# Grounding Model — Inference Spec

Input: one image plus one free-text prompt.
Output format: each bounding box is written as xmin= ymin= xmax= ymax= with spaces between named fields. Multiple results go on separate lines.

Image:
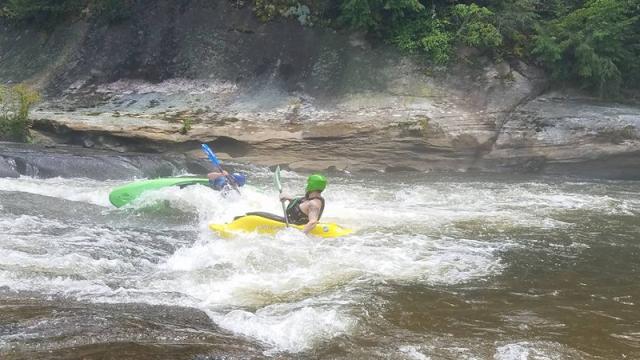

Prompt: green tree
xmin=536 ymin=0 xmax=585 ymax=18
xmin=391 ymin=14 xmax=453 ymax=64
xmin=450 ymin=4 xmax=502 ymax=49
xmin=389 ymin=3 xmax=502 ymax=64
xmin=533 ymin=0 xmax=640 ymax=95
xmin=486 ymin=0 xmax=539 ymax=56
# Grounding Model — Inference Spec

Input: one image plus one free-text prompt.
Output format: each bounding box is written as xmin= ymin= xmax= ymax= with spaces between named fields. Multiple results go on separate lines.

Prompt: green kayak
xmin=109 ymin=177 xmax=210 ymax=207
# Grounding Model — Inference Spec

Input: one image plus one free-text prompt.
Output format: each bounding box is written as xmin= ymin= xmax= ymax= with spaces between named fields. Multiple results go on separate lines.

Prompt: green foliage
xmin=283 ymin=3 xmax=312 ymax=25
xmin=2 ymin=0 xmax=637 ymax=96
xmin=536 ymin=0 xmax=585 ymax=18
xmin=0 ymin=0 xmax=85 ymax=24
xmin=450 ymin=4 xmax=502 ymax=49
xmin=179 ymin=118 xmax=192 ymax=135
xmin=253 ymin=0 xmax=298 ymax=22
xmin=252 ymin=0 xmax=314 ymax=24
xmin=389 ymin=3 xmax=501 ymax=64
xmin=93 ymin=0 xmax=132 ymax=24
xmin=0 ymin=84 xmax=40 ymax=142
xmin=0 ymin=0 xmax=134 ymax=25
xmin=338 ymin=0 xmax=424 ymax=30
xmin=487 ymin=0 xmax=539 ymax=56
xmin=390 ymin=15 xmax=453 ymax=64
xmin=533 ymin=0 xmax=640 ymax=94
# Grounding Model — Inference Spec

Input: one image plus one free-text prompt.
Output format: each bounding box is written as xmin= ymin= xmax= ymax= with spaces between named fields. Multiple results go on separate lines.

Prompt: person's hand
xmin=222 ymin=170 xmax=229 ymax=176
xmin=279 ymin=193 xmax=290 ymax=202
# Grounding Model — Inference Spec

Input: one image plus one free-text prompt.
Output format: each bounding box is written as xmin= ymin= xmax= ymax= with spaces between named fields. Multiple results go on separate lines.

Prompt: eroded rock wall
xmin=1 ymin=0 xmax=639 ymax=178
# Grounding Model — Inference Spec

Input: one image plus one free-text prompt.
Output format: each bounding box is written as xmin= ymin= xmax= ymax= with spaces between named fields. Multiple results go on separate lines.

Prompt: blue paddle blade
xmin=201 ymin=144 xmax=220 ymax=166
xmin=201 ymin=143 xmax=241 ymax=195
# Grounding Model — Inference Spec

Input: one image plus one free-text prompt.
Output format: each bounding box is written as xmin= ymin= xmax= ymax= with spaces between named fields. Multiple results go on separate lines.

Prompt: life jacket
xmin=209 ymin=175 xmax=245 ymax=191
xmin=209 ymin=177 xmax=227 ymax=191
xmin=208 ymin=177 xmax=234 ymax=198
xmin=286 ymin=195 xmax=325 ymax=225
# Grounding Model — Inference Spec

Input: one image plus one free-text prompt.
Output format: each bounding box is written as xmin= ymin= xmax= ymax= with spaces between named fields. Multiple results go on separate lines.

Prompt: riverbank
xmin=1 ymin=1 xmax=638 ymax=179
xmin=26 ymin=86 xmax=640 ymax=179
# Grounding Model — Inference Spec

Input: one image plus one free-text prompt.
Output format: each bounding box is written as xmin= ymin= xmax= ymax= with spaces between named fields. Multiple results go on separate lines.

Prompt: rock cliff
xmin=1 ymin=0 xmax=638 ymax=178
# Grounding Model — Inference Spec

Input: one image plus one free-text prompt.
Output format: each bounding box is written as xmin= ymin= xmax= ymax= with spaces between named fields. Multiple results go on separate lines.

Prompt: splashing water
xmin=1 ymin=171 xmax=639 ymax=358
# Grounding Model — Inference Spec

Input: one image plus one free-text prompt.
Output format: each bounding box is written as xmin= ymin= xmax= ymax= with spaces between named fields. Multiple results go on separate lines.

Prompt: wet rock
xmin=485 ymin=92 xmax=640 ymax=178
xmin=0 ymin=291 xmax=265 ymax=359
xmin=0 ymin=142 xmax=209 ymax=180
xmin=0 ymin=155 xmax=20 ymax=178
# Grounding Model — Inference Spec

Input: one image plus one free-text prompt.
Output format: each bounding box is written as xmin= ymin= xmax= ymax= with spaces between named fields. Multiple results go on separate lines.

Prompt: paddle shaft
xmin=201 ymin=144 xmax=241 ymax=194
xmin=275 ymin=165 xmax=290 ymax=227
xmin=280 ymin=192 xmax=290 ymax=227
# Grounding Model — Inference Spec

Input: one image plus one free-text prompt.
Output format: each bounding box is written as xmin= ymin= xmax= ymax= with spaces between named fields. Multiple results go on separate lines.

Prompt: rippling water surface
xmin=0 ymin=169 xmax=639 ymax=359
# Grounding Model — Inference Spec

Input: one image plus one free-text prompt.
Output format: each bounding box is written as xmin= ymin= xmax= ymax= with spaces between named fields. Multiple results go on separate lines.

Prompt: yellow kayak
xmin=209 ymin=212 xmax=353 ymax=239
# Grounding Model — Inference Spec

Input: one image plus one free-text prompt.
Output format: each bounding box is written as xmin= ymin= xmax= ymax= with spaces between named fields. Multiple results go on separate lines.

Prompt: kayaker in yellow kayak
xmin=209 ymin=170 xmax=351 ymax=238
xmin=279 ymin=174 xmax=327 ymax=234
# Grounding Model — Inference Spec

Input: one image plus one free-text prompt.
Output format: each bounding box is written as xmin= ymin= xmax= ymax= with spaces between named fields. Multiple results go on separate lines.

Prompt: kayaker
xmin=280 ymin=174 xmax=326 ymax=234
xmin=207 ymin=170 xmax=247 ymax=192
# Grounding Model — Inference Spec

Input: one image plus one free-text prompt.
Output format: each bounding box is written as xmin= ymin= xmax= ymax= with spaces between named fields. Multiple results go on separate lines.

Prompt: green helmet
xmin=306 ymin=174 xmax=327 ymax=193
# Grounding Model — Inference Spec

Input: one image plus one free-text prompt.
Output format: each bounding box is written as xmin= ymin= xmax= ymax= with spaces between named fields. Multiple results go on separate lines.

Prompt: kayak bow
xmin=109 ymin=177 xmax=210 ymax=207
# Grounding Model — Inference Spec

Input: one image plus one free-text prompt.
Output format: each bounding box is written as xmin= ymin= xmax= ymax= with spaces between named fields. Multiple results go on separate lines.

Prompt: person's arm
xmin=302 ymin=200 xmax=321 ymax=234
xmin=279 ymin=192 xmax=293 ymax=202
xmin=207 ymin=170 xmax=228 ymax=180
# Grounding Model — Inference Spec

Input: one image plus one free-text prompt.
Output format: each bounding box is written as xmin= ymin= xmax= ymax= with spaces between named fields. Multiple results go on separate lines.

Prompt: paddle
xmin=201 ymin=144 xmax=241 ymax=194
xmin=274 ymin=165 xmax=289 ymax=227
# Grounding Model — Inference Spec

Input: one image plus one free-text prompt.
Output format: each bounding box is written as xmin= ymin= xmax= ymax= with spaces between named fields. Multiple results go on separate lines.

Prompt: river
xmin=0 ymin=167 xmax=639 ymax=359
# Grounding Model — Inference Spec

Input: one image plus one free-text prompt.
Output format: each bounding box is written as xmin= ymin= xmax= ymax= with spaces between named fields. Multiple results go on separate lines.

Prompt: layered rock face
xmin=1 ymin=0 xmax=638 ymax=178
xmin=487 ymin=94 xmax=640 ymax=178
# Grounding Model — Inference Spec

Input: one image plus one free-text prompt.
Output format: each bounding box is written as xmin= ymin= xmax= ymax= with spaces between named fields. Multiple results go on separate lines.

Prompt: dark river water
xmin=0 ymin=168 xmax=638 ymax=359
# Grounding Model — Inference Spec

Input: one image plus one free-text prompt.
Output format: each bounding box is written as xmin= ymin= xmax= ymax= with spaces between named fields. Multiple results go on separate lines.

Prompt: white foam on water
xmin=0 ymin=214 xmax=68 ymax=234
xmin=0 ymin=175 xmax=561 ymax=353
xmin=495 ymin=343 xmax=535 ymax=360
xmin=399 ymin=345 xmax=432 ymax=360
xmin=209 ymin=302 xmax=355 ymax=354
xmin=0 ymin=248 xmax=137 ymax=276
xmin=494 ymin=341 xmax=586 ymax=360
xmin=1 ymin=172 xmax=639 ymax=355
xmin=128 ymin=183 xmax=281 ymax=224
xmin=387 ymin=182 xmax=632 ymax=229
xmin=0 ymin=270 xmax=115 ymax=299
xmin=0 ymin=176 xmax=115 ymax=206
xmin=141 ymin=175 xmax=640 ymax=353
xmin=0 ymin=212 xmax=172 ymax=303
xmin=147 ymin=222 xmax=507 ymax=352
